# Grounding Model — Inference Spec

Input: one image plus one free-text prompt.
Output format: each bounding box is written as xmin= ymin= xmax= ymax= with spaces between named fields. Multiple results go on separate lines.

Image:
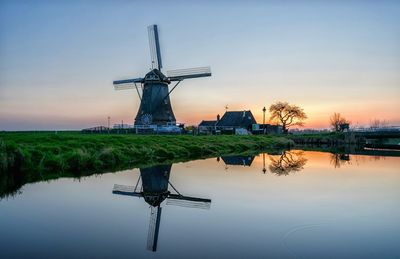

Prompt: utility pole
xmin=107 ymin=116 xmax=111 ymax=133
xmin=262 ymin=106 xmax=266 ymax=135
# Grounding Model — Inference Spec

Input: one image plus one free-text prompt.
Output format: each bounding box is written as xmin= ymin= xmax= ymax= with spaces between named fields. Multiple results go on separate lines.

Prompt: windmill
xmin=112 ymin=164 xmax=211 ymax=252
xmin=113 ymin=25 xmax=212 ymax=129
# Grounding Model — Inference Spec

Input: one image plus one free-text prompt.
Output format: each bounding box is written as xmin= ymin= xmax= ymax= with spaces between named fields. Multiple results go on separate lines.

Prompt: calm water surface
xmin=0 ymin=150 xmax=399 ymax=258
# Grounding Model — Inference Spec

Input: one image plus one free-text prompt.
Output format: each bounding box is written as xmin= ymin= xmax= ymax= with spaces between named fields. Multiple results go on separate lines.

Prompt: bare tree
xmin=330 ymin=113 xmax=349 ymax=132
xmin=269 ymin=102 xmax=307 ymax=133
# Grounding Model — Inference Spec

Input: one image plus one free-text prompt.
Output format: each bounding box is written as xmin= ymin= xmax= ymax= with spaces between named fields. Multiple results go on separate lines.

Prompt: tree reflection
xmin=330 ymin=153 xmax=351 ymax=168
xmin=268 ymin=150 xmax=307 ymax=175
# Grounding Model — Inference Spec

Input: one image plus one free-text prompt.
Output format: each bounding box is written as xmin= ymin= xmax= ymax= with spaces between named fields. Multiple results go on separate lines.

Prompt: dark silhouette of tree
xmin=269 ymin=102 xmax=307 ymax=134
xmin=269 ymin=150 xmax=308 ymax=176
xmin=330 ymin=113 xmax=350 ymax=132
xmin=330 ymin=153 xmax=351 ymax=168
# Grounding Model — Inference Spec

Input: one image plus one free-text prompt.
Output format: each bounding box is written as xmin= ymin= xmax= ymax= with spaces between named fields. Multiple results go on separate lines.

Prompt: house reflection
xmin=220 ymin=155 xmax=255 ymax=167
xmin=268 ymin=150 xmax=308 ymax=175
xmin=219 ymin=152 xmax=308 ymax=175
xmin=112 ymin=164 xmax=211 ymax=252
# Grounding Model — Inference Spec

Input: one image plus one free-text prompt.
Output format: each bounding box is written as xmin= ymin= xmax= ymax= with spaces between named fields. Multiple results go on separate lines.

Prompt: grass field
xmin=0 ymin=132 xmax=293 ymax=172
xmin=0 ymin=132 xmax=294 ymax=197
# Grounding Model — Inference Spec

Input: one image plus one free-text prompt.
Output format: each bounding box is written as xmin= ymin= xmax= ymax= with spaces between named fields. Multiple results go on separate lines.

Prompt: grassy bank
xmin=0 ymin=133 xmax=293 ymax=174
xmin=0 ymin=132 xmax=293 ymax=197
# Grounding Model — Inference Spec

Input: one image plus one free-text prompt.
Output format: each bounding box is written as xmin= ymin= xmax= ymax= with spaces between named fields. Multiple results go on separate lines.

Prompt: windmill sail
xmin=112 ymin=184 xmax=142 ymax=197
xmin=167 ymin=66 xmax=211 ymax=81
xmin=147 ymin=206 xmax=162 ymax=252
xmin=148 ymin=25 xmax=162 ymax=70
xmin=166 ymin=194 xmax=211 ymax=210
xmin=113 ymin=78 xmax=144 ymax=90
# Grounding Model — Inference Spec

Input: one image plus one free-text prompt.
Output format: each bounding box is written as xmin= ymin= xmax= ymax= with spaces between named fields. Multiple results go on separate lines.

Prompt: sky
xmin=0 ymin=0 xmax=399 ymax=130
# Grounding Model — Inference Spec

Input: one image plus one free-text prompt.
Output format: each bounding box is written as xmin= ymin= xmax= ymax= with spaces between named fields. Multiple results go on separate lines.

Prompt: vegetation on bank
xmin=1 ymin=131 xmax=396 ymax=198
xmin=286 ymin=132 xmax=362 ymax=145
xmin=0 ymin=133 xmax=294 ymax=174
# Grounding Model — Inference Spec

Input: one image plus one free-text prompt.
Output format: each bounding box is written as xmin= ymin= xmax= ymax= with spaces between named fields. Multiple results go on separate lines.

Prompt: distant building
xmin=339 ymin=123 xmax=350 ymax=132
xmin=113 ymin=123 xmax=132 ymax=129
xmin=81 ymin=126 xmax=110 ymax=133
xmin=216 ymin=110 xmax=257 ymax=134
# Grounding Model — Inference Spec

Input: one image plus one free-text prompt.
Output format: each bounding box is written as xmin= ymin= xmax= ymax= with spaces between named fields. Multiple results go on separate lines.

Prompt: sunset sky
xmin=0 ymin=0 xmax=399 ymax=130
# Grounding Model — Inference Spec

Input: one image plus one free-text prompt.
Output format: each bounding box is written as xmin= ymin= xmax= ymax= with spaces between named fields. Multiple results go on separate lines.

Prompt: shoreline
xmin=0 ymin=132 xmax=293 ymax=173
xmin=1 ymin=131 xmax=399 ymax=198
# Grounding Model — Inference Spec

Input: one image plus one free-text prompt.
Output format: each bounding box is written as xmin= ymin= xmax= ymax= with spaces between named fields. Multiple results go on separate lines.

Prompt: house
xmin=198 ymin=120 xmax=217 ymax=134
xmin=198 ymin=110 xmax=283 ymax=135
xmin=216 ymin=110 xmax=257 ymax=134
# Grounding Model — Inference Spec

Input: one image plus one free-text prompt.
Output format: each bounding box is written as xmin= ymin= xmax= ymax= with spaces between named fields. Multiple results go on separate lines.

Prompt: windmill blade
xmin=112 ymin=184 xmax=142 ymax=197
xmin=148 ymin=24 xmax=162 ymax=70
xmin=113 ymin=78 xmax=144 ymax=90
xmin=167 ymin=66 xmax=211 ymax=81
xmin=166 ymin=194 xmax=211 ymax=210
xmin=147 ymin=206 xmax=162 ymax=252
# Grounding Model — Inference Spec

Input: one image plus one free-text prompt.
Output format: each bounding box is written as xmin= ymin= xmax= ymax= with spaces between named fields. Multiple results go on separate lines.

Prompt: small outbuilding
xmin=198 ymin=120 xmax=217 ymax=134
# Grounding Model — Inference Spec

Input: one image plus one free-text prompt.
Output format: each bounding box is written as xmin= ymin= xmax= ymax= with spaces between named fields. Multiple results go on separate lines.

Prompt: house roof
xmin=216 ymin=111 xmax=257 ymax=127
xmin=199 ymin=120 xmax=217 ymax=127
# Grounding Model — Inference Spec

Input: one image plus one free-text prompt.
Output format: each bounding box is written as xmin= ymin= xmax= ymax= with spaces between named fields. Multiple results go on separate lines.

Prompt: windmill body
xmin=113 ymin=24 xmax=211 ymax=130
xmin=135 ymin=70 xmax=176 ymax=126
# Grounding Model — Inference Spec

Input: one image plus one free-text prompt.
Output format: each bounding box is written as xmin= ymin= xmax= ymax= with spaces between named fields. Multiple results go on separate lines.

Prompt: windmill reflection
xmin=269 ymin=150 xmax=308 ymax=175
xmin=112 ymin=164 xmax=211 ymax=252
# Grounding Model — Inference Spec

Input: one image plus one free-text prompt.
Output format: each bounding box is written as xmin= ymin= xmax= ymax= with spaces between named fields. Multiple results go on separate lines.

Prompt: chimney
xmin=217 ymin=114 xmax=220 ymax=121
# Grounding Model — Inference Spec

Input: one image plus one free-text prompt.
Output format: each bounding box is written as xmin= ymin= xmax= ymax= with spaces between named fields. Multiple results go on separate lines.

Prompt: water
xmin=0 ymin=150 xmax=399 ymax=258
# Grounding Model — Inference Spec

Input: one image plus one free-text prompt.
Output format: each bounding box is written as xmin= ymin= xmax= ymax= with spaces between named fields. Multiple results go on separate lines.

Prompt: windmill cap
xmin=144 ymin=69 xmax=170 ymax=83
